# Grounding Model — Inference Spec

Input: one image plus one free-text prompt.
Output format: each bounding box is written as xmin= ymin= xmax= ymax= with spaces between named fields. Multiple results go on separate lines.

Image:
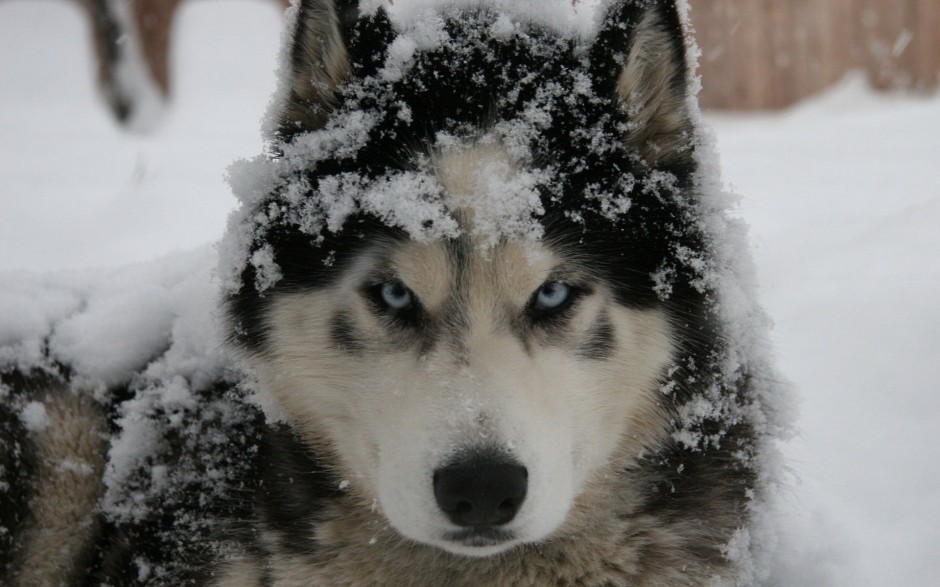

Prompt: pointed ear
xmin=277 ymin=0 xmax=360 ymax=138
xmin=589 ymin=1 xmax=693 ymax=168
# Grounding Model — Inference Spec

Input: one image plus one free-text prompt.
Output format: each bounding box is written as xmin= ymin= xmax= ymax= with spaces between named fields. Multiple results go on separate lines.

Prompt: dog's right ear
xmin=588 ymin=0 xmax=693 ymax=169
xmin=277 ymin=0 xmax=392 ymax=139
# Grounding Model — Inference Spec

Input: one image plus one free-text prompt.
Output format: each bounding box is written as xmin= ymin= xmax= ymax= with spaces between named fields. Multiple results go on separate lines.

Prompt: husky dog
xmin=1 ymin=0 xmax=777 ymax=585
xmin=215 ymin=0 xmax=769 ymax=584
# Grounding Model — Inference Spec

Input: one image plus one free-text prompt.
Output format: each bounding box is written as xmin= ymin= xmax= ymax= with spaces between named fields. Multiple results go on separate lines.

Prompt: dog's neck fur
xmin=231 ymin=443 xmax=734 ymax=587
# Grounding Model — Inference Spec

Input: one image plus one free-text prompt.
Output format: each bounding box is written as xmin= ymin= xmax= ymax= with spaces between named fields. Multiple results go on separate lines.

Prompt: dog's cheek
xmin=591 ymin=306 xmax=676 ymax=460
xmin=522 ymin=306 xmax=675 ymax=481
xmin=258 ymin=293 xmax=386 ymax=444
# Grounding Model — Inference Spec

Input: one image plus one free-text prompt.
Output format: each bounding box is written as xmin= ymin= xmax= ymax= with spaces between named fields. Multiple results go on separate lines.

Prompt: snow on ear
xmin=277 ymin=0 xmax=360 ymax=138
xmin=590 ymin=0 xmax=693 ymax=168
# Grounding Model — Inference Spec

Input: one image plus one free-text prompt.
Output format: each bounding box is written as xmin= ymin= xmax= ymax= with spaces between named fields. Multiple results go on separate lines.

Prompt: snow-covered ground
xmin=0 ymin=0 xmax=279 ymax=272
xmin=2 ymin=1 xmax=939 ymax=584
xmin=709 ymin=81 xmax=940 ymax=586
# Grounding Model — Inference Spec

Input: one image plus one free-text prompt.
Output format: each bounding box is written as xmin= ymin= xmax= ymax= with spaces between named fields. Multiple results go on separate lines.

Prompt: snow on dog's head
xmin=221 ymin=0 xmax=779 ymax=569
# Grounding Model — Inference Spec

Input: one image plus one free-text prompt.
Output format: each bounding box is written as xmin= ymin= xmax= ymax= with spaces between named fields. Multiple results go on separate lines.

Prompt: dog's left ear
xmin=589 ymin=0 xmax=693 ymax=168
xmin=277 ymin=0 xmax=394 ymax=139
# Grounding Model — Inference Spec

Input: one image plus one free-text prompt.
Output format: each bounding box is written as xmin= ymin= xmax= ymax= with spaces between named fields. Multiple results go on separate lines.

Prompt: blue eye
xmin=534 ymin=281 xmax=572 ymax=311
xmin=379 ymin=282 xmax=413 ymax=310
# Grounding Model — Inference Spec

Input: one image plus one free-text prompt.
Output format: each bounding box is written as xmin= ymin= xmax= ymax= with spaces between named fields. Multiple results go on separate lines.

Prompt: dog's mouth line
xmin=442 ymin=527 xmax=516 ymax=547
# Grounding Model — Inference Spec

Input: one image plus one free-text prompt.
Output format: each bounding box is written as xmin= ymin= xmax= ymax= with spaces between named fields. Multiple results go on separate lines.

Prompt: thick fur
xmin=221 ymin=1 xmax=755 ymax=585
xmin=0 ymin=373 xmax=108 ymax=586
xmin=2 ymin=1 xmax=761 ymax=585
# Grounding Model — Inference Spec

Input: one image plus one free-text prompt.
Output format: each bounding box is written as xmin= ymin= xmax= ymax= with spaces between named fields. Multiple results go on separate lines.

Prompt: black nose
xmin=433 ymin=460 xmax=528 ymax=527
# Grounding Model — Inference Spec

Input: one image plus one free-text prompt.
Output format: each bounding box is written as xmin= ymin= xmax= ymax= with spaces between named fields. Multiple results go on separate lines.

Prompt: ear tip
xmin=596 ymin=0 xmax=682 ymax=29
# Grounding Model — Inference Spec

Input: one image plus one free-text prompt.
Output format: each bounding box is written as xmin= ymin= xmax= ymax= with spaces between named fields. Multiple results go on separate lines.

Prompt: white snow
xmin=708 ymin=74 xmax=940 ymax=586
xmin=0 ymin=0 xmax=281 ymax=273
xmin=373 ymin=0 xmax=602 ymax=37
xmin=0 ymin=247 xmax=226 ymax=392
xmin=1 ymin=1 xmax=939 ymax=585
xmin=20 ymin=401 xmax=50 ymax=433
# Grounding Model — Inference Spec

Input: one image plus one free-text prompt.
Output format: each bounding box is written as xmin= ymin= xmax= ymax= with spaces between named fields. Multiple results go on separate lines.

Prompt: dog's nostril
xmin=433 ymin=461 xmax=528 ymax=528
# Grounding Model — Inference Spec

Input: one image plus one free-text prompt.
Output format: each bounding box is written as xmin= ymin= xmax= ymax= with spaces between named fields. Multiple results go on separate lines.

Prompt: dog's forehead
xmin=393 ymin=141 xmax=558 ymax=305
xmin=432 ymin=140 xmax=511 ymax=197
xmin=346 ymin=235 xmax=557 ymax=312
xmin=435 ymin=141 xmax=523 ymax=221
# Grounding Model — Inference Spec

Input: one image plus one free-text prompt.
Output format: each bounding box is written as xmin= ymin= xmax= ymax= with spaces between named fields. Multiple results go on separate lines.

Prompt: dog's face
xmin=253 ymin=143 xmax=677 ymax=556
xmin=230 ymin=0 xmax=699 ymax=559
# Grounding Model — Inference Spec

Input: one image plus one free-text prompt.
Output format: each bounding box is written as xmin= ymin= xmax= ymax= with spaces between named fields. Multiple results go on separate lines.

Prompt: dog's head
xmin=227 ymin=0 xmax=705 ymax=557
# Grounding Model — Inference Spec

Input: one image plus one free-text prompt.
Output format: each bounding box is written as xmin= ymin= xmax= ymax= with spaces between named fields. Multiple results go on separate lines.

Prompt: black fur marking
xmin=330 ymin=311 xmax=365 ymax=354
xmin=385 ymin=309 xmax=438 ymax=357
xmin=334 ymin=0 xmax=362 ymax=39
xmin=235 ymin=4 xmax=702 ymax=357
xmin=345 ymin=6 xmax=397 ymax=81
xmin=578 ymin=312 xmax=616 ymax=361
xmin=228 ymin=217 xmax=407 ymax=354
xmin=257 ymin=424 xmax=344 ymax=556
